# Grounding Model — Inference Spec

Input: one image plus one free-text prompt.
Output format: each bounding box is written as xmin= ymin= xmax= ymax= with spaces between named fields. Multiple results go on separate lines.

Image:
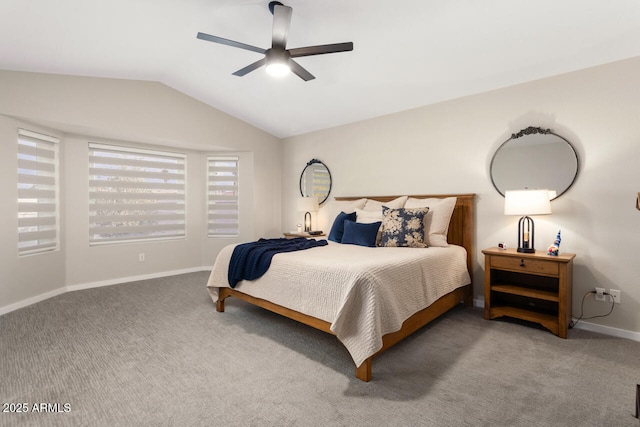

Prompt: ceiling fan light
xmin=265 ymin=48 xmax=291 ymax=77
xmin=266 ymin=61 xmax=290 ymax=77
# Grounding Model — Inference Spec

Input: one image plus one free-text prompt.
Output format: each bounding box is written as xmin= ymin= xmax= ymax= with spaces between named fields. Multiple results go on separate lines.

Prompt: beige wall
xmin=0 ymin=71 xmax=281 ymax=310
xmin=282 ymin=57 xmax=640 ymax=336
xmin=2 ymin=59 xmax=639 ymax=337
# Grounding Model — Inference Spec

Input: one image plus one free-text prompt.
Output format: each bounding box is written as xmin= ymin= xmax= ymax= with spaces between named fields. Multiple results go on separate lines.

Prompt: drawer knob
xmin=520 ymin=259 xmax=525 ymax=267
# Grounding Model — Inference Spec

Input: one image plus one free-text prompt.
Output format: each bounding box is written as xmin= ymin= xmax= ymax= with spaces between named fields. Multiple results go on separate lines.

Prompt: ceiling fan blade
xmin=271 ymin=4 xmax=292 ymax=49
xmin=197 ymin=32 xmax=265 ymax=55
xmin=289 ymin=42 xmax=354 ymax=58
xmin=289 ymin=60 xmax=315 ymax=81
xmin=232 ymin=58 xmax=267 ymax=76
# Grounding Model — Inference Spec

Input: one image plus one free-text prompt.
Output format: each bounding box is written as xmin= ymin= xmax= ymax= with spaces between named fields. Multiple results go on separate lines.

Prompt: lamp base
xmin=517 ymin=247 xmax=535 ymax=253
xmin=516 ymin=216 xmax=536 ymax=254
xmin=304 ymin=211 xmax=312 ymax=232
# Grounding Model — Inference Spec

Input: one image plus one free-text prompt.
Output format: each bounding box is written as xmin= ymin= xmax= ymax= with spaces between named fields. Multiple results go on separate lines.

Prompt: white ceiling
xmin=2 ymin=0 xmax=640 ymax=138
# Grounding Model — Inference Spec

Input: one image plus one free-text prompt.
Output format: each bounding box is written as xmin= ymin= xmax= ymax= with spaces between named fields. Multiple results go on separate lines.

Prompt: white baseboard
xmin=573 ymin=321 xmax=640 ymax=342
xmin=0 ymin=287 xmax=67 ymax=316
xmin=66 ymin=267 xmax=208 ymax=292
xmin=0 ymin=267 xmax=210 ymax=316
xmin=472 ymin=297 xmax=640 ymax=343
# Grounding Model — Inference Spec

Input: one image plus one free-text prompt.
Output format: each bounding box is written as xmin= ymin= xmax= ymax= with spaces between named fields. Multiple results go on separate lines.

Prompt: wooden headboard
xmin=334 ymin=194 xmax=476 ymax=274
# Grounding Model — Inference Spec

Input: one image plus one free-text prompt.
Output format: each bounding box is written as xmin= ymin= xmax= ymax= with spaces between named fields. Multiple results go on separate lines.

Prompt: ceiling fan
xmin=197 ymin=1 xmax=353 ymax=81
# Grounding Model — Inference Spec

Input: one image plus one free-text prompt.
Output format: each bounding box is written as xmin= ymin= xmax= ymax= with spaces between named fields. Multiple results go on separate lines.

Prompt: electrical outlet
xmin=595 ymin=287 xmax=606 ymax=302
xmin=138 ymin=253 xmax=145 ymax=262
xmin=609 ymin=289 xmax=621 ymax=304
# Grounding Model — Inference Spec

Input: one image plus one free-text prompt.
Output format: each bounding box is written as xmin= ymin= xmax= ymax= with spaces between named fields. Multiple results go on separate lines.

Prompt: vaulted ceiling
xmin=2 ymin=0 xmax=640 ymax=138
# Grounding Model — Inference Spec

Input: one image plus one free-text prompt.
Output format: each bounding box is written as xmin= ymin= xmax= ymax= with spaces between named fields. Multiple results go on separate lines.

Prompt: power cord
xmin=569 ymin=290 xmax=615 ymax=329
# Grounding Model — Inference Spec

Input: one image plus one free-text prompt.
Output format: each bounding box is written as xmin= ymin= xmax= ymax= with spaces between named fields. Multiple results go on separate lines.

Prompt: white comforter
xmin=206 ymin=241 xmax=471 ymax=367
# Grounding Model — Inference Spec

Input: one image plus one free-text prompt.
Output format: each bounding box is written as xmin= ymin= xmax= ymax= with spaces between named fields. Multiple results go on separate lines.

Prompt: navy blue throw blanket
xmin=228 ymin=237 xmax=328 ymax=287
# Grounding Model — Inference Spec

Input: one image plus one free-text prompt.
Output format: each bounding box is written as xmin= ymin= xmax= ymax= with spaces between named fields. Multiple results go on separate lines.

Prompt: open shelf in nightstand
xmin=491 ymin=284 xmax=559 ymax=302
xmin=489 ymin=268 xmax=560 ymax=302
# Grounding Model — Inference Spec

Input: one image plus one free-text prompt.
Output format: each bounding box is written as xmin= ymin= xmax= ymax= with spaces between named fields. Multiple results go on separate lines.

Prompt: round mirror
xmin=299 ymin=159 xmax=332 ymax=204
xmin=490 ymin=127 xmax=579 ymax=199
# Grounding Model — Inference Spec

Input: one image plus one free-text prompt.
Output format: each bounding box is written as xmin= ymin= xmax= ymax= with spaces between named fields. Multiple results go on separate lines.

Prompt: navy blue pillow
xmin=341 ymin=220 xmax=381 ymax=247
xmin=328 ymin=211 xmax=357 ymax=242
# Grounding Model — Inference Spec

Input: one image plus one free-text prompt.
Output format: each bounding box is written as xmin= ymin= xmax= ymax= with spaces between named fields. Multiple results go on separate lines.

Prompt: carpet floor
xmin=1 ymin=272 xmax=639 ymax=426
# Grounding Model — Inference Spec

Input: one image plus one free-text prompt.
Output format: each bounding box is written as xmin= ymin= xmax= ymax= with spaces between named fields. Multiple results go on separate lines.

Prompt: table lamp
xmin=297 ymin=196 xmax=319 ymax=232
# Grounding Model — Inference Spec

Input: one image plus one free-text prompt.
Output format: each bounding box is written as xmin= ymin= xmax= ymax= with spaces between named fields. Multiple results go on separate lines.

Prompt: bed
xmin=207 ymin=194 xmax=475 ymax=381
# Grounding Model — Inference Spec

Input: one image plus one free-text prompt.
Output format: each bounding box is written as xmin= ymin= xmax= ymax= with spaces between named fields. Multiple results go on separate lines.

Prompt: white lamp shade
xmin=504 ymin=189 xmax=552 ymax=216
xmin=297 ymin=196 xmax=319 ymax=212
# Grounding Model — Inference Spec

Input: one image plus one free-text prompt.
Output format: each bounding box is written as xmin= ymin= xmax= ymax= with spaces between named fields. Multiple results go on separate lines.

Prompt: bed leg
xmin=355 ymin=358 xmax=372 ymax=382
xmin=463 ymin=286 xmax=473 ymax=307
xmin=463 ymin=294 xmax=473 ymax=307
xmin=216 ymin=298 xmax=225 ymax=312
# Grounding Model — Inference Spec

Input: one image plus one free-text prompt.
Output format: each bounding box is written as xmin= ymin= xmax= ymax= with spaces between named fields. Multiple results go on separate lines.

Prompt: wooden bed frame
xmin=216 ymin=193 xmax=476 ymax=382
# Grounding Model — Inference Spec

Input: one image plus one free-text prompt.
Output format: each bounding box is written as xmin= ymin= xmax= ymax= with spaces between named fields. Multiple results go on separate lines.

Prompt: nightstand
xmin=283 ymin=232 xmax=326 ymax=239
xmin=482 ymin=247 xmax=575 ymax=338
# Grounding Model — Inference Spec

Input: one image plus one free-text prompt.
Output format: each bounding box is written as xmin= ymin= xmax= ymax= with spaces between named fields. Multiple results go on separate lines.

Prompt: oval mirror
xmin=490 ymin=127 xmax=579 ymax=199
xmin=299 ymin=159 xmax=332 ymax=204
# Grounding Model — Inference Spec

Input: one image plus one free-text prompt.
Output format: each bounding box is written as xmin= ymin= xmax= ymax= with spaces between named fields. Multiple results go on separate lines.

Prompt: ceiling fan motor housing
xmin=266 ymin=48 xmax=290 ymax=64
xmin=268 ymin=1 xmax=285 ymax=15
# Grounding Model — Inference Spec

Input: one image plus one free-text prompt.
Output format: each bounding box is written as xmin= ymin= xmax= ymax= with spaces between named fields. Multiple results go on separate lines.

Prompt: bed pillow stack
xmin=354 ymin=196 xmax=408 ymax=246
xmin=326 ymin=196 xmax=457 ymax=248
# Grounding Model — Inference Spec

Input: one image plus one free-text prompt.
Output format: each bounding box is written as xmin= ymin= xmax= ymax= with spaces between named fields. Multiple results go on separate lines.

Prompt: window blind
xmin=311 ymin=165 xmax=331 ymax=199
xmin=89 ymin=143 xmax=186 ymax=245
xmin=17 ymin=129 xmax=60 ymax=256
xmin=207 ymin=156 xmax=239 ymax=237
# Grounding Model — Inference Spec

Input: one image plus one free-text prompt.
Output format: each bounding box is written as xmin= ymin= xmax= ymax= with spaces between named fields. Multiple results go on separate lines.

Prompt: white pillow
xmin=362 ymin=196 xmax=407 ymax=212
xmin=317 ymin=198 xmax=366 ymax=232
xmin=355 ymin=208 xmax=383 ymax=223
xmin=404 ymin=197 xmax=457 ymax=247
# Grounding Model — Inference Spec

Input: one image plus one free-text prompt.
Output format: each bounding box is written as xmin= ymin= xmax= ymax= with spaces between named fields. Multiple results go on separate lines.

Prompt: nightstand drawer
xmin=491 ymin=256 xmax=559 ymax=276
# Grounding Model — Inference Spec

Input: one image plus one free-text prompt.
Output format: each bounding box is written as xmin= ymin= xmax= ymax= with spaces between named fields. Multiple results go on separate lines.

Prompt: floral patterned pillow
xmin=380 ymin=207 xmax=430 ymax=248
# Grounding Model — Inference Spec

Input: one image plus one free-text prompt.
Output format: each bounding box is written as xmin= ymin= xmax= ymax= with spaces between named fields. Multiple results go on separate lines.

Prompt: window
xmin=89 ymin=143 xmax=186 ymax=245
xmin=17 ymin=129 xmax=60 ymax=256
xmin=207 ymin=156 xmax=239 ymax=237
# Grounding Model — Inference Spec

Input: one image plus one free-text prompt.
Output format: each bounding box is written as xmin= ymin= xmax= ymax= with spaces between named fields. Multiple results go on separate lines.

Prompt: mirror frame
xmin=299 ymin=158 xmax=332 ymax=205
xmin=490 ymin=126 xmax=579 ymax=200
